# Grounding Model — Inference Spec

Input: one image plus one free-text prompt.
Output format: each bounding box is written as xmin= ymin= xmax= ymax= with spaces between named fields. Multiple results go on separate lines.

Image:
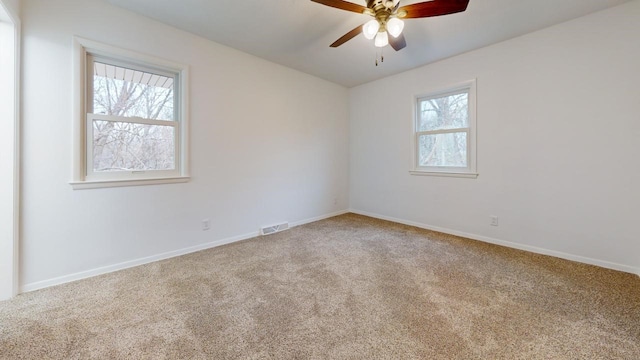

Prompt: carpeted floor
xmin=1 ymin=214 xmax=639 ymax=359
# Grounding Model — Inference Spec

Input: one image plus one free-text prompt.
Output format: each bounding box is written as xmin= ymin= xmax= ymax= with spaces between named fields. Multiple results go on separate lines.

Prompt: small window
xmin=87 ymin=56 xmax=179 ymax=179
xmin=411 ymin=80 xmax=477 ymax=178
xmin=72 ymin=38 xmax=189 ymax=189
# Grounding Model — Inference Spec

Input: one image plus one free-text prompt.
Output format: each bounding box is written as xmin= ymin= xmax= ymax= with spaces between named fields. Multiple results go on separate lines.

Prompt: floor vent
xmin=260 ymin=222 xmax=289 ymax=236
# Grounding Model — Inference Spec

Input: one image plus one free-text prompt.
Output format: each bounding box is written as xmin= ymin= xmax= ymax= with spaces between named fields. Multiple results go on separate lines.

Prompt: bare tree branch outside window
xmin=418 ymin=92 xmax=468 ymax=167
xmin=91 ymin=62 xmax=176 ymax=172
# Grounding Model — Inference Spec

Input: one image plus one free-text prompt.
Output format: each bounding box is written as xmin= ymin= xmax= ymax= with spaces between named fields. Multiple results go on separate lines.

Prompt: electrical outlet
xmin=202 ymin=219 xmax=211 ymax=231
xmin=490 ymin=216 xmax=499 ymax=226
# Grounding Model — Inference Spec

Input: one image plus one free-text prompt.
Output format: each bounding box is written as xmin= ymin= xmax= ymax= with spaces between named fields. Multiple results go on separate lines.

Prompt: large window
xmin=72 ymin=38 xmax=189 ymax=189
xmin=411 ymin=80 xmax=477 ymax=178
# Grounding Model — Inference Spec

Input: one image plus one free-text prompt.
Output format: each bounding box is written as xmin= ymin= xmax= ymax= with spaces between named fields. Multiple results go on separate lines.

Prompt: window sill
xmin=409 ymin=170 xmax=478 ymax=179
xmin=70 ymin=176 xmax=190 ymax=190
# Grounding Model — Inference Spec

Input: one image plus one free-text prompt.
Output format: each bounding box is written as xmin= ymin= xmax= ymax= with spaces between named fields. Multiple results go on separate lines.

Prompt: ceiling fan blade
xmin=311 ymin=0 xmax=368 ymax=14
xmin=398 ymin=0 xmax=469 ymax=19
xmin=330 ymin=24 xmax=364 ymax=47
xmin=389 ymin=33 xmax=407 ymax=51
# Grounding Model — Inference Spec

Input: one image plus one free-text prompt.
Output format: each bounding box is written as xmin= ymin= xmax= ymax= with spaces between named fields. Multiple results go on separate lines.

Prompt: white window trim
xmin=0 ymin=0 xmax=21 ymax=300
xmin=410 ymin=79 xmax=478 ymax=179
xmin=71 ymin=37 xmax=190 ymax=189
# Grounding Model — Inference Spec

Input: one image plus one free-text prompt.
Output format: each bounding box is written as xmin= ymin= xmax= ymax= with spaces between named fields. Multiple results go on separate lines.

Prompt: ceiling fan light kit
xmin=311 ymin=0 xmax=470 ymax=52
xmin=363 ymin=19 xmax=380 ymax=40
xmin=374 ymin=30 xmax=389 ymax=47
xmin=386 ymin=17 xmax=405 ymax=38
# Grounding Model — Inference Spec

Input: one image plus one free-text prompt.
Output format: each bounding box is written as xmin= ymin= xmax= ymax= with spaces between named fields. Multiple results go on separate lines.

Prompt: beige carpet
xmin=1 ymin=214 xmax=639 ymax=359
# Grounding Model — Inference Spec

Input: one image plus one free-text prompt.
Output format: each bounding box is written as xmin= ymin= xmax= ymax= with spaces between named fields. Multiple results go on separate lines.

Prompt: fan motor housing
xmin=367 ymin=0 xmax=394 ymax=26
xmin=367 ymin=0 xmax=392 ymax=12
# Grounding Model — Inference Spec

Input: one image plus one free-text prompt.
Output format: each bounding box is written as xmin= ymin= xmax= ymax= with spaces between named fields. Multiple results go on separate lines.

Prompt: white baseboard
xmin=20 ymin=230 xmax=259 ymax=293
xmin=21 ymin=208 xmax=635 ymax=293
xmin=290 ymin=209 xmax=350 ymax=227
xmin=349 ymin=209 xmax=640 ymax=276
xmin=21 ymin=209 xmax=350 ymax=293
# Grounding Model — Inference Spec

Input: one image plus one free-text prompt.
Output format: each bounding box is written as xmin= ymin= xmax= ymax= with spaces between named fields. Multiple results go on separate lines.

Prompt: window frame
xmin=71 ymin=37 xmax=190 ymax=189
xmin=410 ymin=79 xmax=478 ymax=179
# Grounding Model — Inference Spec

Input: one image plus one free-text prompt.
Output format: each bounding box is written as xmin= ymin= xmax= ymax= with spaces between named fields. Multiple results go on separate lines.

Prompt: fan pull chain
xmin=374 ymin=48 xmax=385 ymax=67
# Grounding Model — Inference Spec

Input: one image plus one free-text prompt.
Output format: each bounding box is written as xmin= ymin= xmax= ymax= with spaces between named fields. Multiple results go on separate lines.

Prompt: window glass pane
xmin=92 ymin=61 xmax=175 ymax=121
xmin=418 ymin=92 xmax=468 ymax=131
xmin=93 ymin=120 xmax=175 ymax=172
xmin=418 ymin=132 xmax=467 ymax=167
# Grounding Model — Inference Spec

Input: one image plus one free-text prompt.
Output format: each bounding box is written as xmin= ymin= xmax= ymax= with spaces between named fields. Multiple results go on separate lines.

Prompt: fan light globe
xmin=374 ymin=31 xmax=389 ymax=47
xmin=387 ymin=18 xmax=405 ymax=38
xmin=363 ymin=19 xmax=380 ymax=40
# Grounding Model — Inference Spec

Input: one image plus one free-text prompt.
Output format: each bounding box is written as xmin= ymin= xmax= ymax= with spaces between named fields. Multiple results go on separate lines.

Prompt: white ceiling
xmin=105 ymin=0 xmax=630 ymax=88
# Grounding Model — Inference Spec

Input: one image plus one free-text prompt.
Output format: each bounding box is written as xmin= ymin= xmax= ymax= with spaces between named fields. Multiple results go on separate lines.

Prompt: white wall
xmin=0 ymin=0 xmax=19 ymax=300
xmin=20 ymin=0 xmax=349 ymax=289
xmin=20 ymin=0 xmax=640 ymax=291
xmin=350 ymin=1 xmax=640 ymax=274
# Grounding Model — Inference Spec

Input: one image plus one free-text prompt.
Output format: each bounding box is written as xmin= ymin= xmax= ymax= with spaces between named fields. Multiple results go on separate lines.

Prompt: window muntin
xmin=85 ymin=55 xmax=181 ymax=180
xmin=413 ymin=81 xmax=476 ymax=177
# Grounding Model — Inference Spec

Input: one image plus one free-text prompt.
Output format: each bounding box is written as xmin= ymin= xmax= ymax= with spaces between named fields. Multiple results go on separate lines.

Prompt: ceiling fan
xmin=311 ymin=0 xmax=470 ymax=51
